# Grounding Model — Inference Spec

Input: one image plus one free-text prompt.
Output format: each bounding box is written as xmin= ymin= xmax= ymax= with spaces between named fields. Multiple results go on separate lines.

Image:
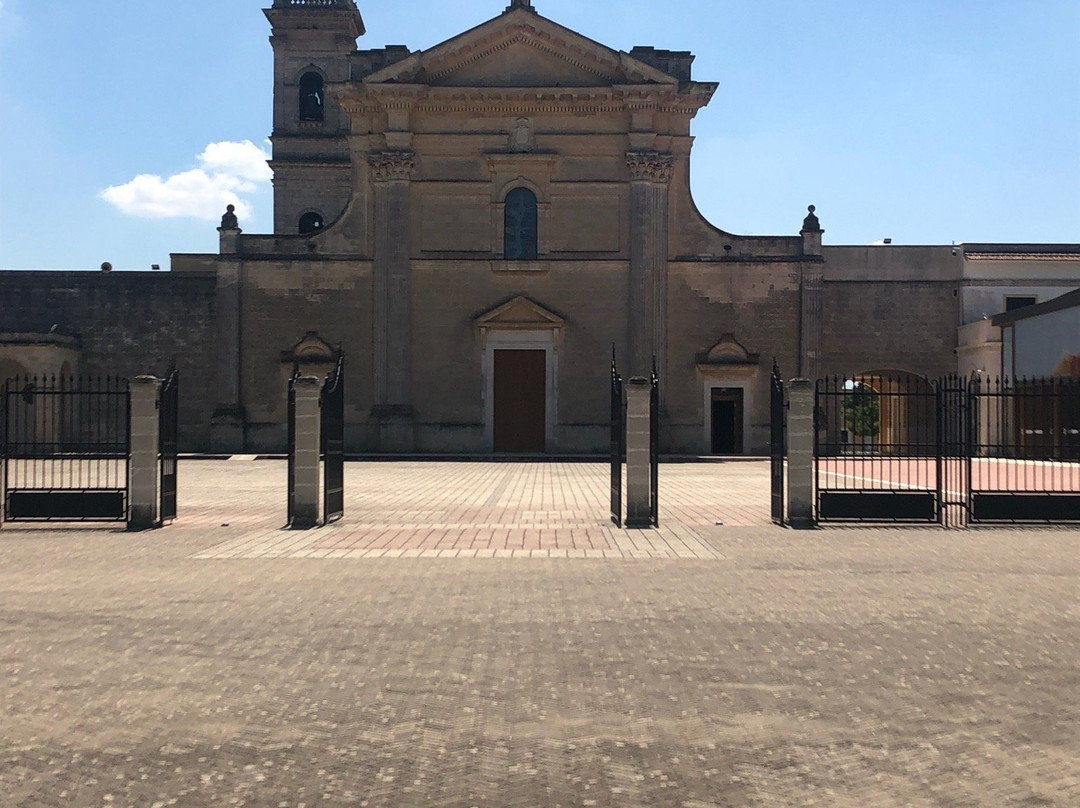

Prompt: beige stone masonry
xmin=128 ymin=376 xmax=161 ymax=531
xmin=290 ymin=377 xmax=323 ymax=529
xmin=786 ymin=379 xmax=816 ymax=529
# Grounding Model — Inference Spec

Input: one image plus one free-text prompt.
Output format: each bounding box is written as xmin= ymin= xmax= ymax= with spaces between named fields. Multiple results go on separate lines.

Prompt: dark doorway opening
xmin=494 ymin=349 xmax=546 ymax=453
xmin=711 ymin=387 xmax=744 ymax=454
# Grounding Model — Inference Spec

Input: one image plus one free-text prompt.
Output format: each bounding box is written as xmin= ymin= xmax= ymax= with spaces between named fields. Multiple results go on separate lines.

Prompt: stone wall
xmin=0 ymin=271 xmax=217 ymax=450
xmin=820 ymin=280 xmax=959 ymax=378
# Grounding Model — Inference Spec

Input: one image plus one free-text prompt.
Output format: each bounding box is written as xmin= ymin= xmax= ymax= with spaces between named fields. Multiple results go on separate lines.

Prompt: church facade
xmin=2 ymin=0 xmax=1077 ymax=455
xmin=189 ymin=0 xmax=827 ymax=455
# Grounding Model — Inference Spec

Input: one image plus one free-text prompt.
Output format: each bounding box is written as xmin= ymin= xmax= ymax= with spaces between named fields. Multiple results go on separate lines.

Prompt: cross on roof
xmin=507 ymin=0 xmax=535 ymax=10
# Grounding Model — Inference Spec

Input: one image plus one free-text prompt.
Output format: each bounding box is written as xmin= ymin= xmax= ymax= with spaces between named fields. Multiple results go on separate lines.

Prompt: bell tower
xmin=264 ymin=0 xmax=365 ymax=235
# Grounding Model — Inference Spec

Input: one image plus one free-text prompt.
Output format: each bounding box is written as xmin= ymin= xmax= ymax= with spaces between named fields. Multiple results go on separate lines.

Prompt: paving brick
xmin=1 ymin=460 xmax=1078 ymax=806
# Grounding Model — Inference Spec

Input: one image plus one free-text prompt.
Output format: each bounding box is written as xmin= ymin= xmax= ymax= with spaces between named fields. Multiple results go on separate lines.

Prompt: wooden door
xmin=494 ymin=350 xmax=546 ymax=452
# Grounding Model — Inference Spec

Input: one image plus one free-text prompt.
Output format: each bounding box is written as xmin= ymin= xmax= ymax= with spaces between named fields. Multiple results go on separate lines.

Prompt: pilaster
xmin=369 ymin=150 xmax=417 ymax=452
xmin=799 ymin=206 xmax=825 ymax=380
xmin=211 ymin=255 xmax=245 ymax=453
xmin=626 ymin=150 xmax=673 ymax=381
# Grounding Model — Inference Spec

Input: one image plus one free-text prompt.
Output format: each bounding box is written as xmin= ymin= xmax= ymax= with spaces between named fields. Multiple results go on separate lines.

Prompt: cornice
xmin=333 ymin=83 xmax=713 ymax=117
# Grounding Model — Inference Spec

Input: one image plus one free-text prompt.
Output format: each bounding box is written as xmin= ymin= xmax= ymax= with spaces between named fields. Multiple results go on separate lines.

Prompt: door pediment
xmin=474 ymin=295 xmax=565 ymax=332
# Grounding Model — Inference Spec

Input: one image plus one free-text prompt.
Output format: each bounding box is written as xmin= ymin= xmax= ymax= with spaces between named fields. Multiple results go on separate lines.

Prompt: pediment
xmin=698 ymin=334 xmax=760 ymax=366
xmin=362 ymin=9 xmax=677 ymax=89
xmin=281 ymin=331 xmax=340 ymax=365
xmin=474 ymin=295 xmax=565 ymax=330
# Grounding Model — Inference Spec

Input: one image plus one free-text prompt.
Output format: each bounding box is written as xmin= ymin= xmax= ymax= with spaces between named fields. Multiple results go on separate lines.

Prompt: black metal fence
xmin=968 ymin=376 xmax=1080 ymax=523
xmin=813 ymin=373 xmax=1080 ymax=525
xmin=287 ymin=366 xmax=299 ymax=526
xmin=322 ymin=353 xmax=345 ymax=524
xmin=815 ymin=374 xmax=942 ymax=523
xmin=610 ymin=348 xmax=624 ymax=528
xmin=648 ymin=358 xmax=660 ymax=528
xmin=770 ymin=362 xmax=785 ymax=526
xmin=159 ymin=370 xmax=179 ymax=523
xmin=2 ymin=375 xmax=130 ymax=521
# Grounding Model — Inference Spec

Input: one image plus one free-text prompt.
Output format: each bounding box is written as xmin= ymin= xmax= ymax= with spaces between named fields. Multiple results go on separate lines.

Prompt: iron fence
xmin=322 ymin=353 xmax=345 ymax=524
xmin=770 ymin=361 xmax=785 ymax=526
xmin=159 ymin=370 xmax=179 ymax=523
xmin=610 ymin=347 xmax=624 ymax=528
xmin=2 ymin=375 xmax=130 ymax=521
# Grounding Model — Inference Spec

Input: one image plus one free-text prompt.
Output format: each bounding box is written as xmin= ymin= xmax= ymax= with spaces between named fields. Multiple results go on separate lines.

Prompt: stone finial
xmin=505 ymin=0 xmax=536 ymax=11
xmin=801 ymin=204 xmax=822 ymax=234
xmin=220 ymin=204 xmax=240 ymax=230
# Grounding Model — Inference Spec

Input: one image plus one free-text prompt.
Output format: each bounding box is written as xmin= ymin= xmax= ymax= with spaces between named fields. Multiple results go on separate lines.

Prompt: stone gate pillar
xmin=626 ymin=151 xmax=673 ymax=380
xmin=369 ymin=150 xmax=416 ymax=452
xmin=128 ymin=376 xmax=162 ymax=531
xmin=787 ymin=378 xmax=816 ymax=529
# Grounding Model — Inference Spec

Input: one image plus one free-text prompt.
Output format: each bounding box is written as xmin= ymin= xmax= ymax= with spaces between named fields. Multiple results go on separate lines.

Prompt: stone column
xmin=799 ymin=206 xmax=825 ymax=380
xmin=626 ymin=151 xmax=673 ymax=379
xmin=369 ymin=151 xmax=416 ymax=452
xmin=787 ymin=378 xmax=816 ymax=529
xmin=289 ymin=376 xmax=322 ymax=529
xmin=211 ymin=224 xmax=245 ymax=452
xmin=128 ymin=376 xmax=162 ymax=531
xmin=625 ymin=377 xmax=654 ymax=528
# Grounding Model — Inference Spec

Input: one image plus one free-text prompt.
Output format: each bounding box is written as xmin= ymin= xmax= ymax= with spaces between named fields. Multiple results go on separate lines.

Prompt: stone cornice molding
xmin=626 ymin=150 xmax=675 ymax=184
xmin=368 ymin=150 xmax=416 ymax=182
xmin=333 ymin=84 xmax=714 ymax=117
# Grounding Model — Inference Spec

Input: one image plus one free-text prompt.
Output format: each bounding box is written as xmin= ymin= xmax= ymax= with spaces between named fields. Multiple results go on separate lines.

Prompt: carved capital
xmin=626 ymin=150 xmax=674 ymax=184
xmin=368 ymin=151 xmax=416 ymax=182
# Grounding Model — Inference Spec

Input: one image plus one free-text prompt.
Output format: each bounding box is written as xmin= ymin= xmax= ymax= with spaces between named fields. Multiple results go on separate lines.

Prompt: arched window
xmin=503 ymin=187 xmax=538 ymax=260
xmin=299 ymin=72 xmax=324 ymax=122
xmin=299 ymin=211 xmax=325 ymax=235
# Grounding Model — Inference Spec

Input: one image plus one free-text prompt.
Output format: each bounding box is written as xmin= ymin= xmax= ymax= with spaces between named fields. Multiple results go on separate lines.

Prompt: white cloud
xmin=100 ymin=140 xmax=271 ymax=222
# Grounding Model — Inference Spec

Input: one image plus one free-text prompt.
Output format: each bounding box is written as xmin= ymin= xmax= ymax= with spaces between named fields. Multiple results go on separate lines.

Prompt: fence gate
xmin=610 ymin=349 xmax=624 ymax=527
xmin=770 ymin=362 xmax=786 ymax=526
xmin=815 ymin=374 xmax=941 ymax=523
xmin=159 ymin=370 xmax=179 ymax=523
xmin=2 ymin=376 xmax=130 ymax=521
xmin=967 ymin=376 xmax=1080 ymax=523
xmin=286 ymin=367 xmax=298 ymax=526
xmin=649 ymin=358 xmax=660 ymax=528
xmin=321 ymin=353 xmax=345 ymax=524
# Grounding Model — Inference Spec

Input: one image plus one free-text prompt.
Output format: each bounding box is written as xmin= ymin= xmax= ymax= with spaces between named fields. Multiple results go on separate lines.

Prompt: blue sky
xmin=0 ymin=0 xmax=1077 ymax=270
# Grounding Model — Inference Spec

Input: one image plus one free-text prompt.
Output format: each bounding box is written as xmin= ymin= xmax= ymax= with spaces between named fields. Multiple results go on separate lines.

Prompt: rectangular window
xmin=1005 ymin=295 xmax=1037 ymax=312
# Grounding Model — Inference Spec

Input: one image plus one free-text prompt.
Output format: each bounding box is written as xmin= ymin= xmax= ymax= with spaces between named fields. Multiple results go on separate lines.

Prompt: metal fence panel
xmin=2 ymin=375 xmax=130 ymax=522
xmin=770 ymin=361 xmax=785 ymax=526
xmin=814 ymin=374 xmax=941 ymax=523
xmin=609 ymin=348 xmax=623 ymax=528
xmin=159 ymin=370 xmax=179 ymax=523
xmin=322 ymin=353 xmax=345 ymax=524
xmin=968 ymin=376 xmax=1080 ymax=523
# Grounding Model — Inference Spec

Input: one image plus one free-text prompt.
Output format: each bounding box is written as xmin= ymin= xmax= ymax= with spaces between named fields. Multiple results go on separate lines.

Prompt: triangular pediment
xmin=362 ymin=9 xmax=677 ymax=89
xmin=474 ymin=295 xmax=565 ymax=329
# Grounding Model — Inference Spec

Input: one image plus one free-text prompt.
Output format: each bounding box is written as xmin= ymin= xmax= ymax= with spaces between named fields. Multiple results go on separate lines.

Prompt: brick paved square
xmin=2 ymin=460 xmax=1078 ymax=807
